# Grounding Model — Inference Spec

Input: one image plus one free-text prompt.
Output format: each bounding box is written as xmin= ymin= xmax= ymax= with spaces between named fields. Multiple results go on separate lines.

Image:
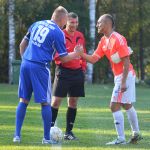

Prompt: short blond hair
xmin=51 ymin=6 xmax=68 ymax=20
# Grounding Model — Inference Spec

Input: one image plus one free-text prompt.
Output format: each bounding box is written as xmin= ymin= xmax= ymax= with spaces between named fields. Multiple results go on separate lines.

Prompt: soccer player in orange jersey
xmin=77 ymin=14 xmax=142 ymax=145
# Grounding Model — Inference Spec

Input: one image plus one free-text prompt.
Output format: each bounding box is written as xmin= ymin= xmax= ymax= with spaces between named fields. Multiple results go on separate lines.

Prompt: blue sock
xmin=15 ymin=102 xmax=28 ymax=137
xmin=41 ymin=105 xmax=52 ymax=140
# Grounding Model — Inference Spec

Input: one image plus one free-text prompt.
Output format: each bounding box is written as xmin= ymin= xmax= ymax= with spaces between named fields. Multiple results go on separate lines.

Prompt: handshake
xmin=74 ymin=44 xmax=84 ymax=56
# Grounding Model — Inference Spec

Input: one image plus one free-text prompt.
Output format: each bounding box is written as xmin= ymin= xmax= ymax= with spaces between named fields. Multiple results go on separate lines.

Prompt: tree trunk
xmin=8 ymin=0 xmax=16 ymax=84
xmin=139 ymin=0 xmax=144 ymax=81
xmin=87 ymin=0 xmax=96 ymax=83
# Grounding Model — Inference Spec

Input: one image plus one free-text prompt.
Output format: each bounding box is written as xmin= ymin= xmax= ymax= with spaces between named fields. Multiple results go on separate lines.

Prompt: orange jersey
xmin=93 ymin=31 xmax=134 ymax=76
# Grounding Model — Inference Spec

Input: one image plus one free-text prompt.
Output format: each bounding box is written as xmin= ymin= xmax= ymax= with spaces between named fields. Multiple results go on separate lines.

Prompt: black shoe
xmin=64 ymin=131 xmax=79 ymax=140
xmin=128 ymin=133 xmax=143 ymax=144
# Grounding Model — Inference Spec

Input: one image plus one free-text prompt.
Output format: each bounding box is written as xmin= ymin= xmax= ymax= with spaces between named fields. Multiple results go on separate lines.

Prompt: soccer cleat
xmin=64 ymin=131 xmax=79 ymax=140
xmin=13 ymin=136 xmax=21 ymax=143
xmin=106 ymin=138 xmax=126 ymax=145
xmin=42 ymin=138 xmax=58 ymax=144
xmin=128 ymin=133 xmax=143 ymax=144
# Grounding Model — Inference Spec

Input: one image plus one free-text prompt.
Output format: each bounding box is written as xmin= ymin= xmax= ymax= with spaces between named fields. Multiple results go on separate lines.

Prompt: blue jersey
xmin=23 ymin=20 xmax=68 ymax=63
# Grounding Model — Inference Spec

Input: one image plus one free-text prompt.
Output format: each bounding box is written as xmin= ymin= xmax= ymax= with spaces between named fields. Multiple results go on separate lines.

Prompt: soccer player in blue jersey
xmin=13 ymin=6 xmax=82 ymax=144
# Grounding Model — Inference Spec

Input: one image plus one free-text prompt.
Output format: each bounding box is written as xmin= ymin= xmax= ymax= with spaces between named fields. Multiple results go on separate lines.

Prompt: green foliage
xmin=95 ymin=0 xmax=150 ymax=82
xmin=14 ymin=0 xmax=90 ymax=58
xmin=0 ymin=0 xmax=8 ymax=82
xmin=0 ymin=0 xmax=90 ymax=83
xmin=0 ymin=83 xmax=150 ymax=149
xmin=1 ymin=0 xmax=150 ymax=83
xmin=93 ymin=57 xmax=112 ymax=84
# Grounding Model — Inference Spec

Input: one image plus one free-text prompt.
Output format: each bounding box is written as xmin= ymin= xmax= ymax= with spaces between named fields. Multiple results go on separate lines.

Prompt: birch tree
xmin=8 ymin=0 xmax=15 ymax=84
xmin=87 ymin=0 xmax=96 ymax=83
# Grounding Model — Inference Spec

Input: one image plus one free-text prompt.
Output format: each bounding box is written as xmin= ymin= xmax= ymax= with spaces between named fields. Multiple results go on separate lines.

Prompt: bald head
xmin=102 ymin=14 xmax=115 ymax=28
xmin=100 ymin=14 xmax=115 ymax=28
xmin=52 ymin=6 xmax=68 ymax=20
xmin=96 ymin=14 xmax=115 ymax=36
xmin=51 ymin=6 xmax=68 ymax=29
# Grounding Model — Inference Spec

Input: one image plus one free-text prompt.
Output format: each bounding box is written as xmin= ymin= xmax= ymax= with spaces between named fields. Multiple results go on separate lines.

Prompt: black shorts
xmin=52 ymin=65 xmax=85 ymax=97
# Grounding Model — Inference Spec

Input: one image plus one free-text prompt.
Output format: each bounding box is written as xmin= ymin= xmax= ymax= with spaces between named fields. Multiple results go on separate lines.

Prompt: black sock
xmin=66 ymin=107 xmax=77 ymax=133
xmin=51 ymin=107 xmax=58 ymax=127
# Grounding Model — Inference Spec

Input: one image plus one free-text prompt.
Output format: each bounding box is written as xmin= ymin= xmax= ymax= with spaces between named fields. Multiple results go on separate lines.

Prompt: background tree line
xmin=0 ymin=0 xmax=150 ymax=84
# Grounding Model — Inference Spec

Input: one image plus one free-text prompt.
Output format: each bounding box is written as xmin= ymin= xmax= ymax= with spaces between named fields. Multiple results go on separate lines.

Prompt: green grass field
xmin=0 ymin=83 xmax=149 ymax=150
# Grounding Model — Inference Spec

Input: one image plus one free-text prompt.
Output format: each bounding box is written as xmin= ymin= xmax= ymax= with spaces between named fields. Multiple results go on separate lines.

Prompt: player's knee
xmin=122 ymin=103 xmax=132 ymax=110
xmin=109 ymin=102 xmax=113 ymax=111
xmin=41 ymin=102 xmax=50 ymax=106
xmin=51 ymin=102 xmax=60 ymax=108
xmin=20 ymin=98 xmax=29 ymax=104
xmin=68 ymin=99 xmax=78 ymax=108
xmin=51 ymin=97 xmax=62 ymax=108
xmin=110 ymin=102 xmax=121 ymax=112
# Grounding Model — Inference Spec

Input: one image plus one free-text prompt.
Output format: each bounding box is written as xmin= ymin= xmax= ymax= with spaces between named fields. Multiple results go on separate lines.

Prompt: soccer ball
xmin=50 ymin=126 xmax=63 ymax=143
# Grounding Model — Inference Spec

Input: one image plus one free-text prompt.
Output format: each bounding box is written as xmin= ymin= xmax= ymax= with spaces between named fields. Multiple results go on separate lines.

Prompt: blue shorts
xmin=18 ymin=60 xmax=51 ymax=103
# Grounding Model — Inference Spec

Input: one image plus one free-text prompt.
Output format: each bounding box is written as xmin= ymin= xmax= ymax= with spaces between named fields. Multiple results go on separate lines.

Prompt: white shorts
xmin=111 ymin=71 xmax=136 ymax=104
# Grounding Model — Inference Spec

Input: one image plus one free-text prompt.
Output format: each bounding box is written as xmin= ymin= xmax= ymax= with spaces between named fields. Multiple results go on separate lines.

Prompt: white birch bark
xmin=8 ymin=0 xmax=16 ymax=84
xmin=87 ymin=0 xmax=96 ymax=83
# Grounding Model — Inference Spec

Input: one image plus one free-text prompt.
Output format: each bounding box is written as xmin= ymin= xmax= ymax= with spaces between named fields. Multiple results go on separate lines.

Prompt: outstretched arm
xmin=74 ymin=45 xmax=99 ymax=64
xmin=59 ymin=51 xmax=79 ymax=63
xmin=80 ymin=53 xmax=99 ymax=64
xmin=59 ymin=45 xmax=83 ymax=63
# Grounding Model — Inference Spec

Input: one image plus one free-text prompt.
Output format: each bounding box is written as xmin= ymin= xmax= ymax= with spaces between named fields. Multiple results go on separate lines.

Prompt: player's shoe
xmin=13 ymin=136 xmax=21 ymax=143
xmin=106 ymin=138 xmax=126 ymax=145
xmin=42 ymin=138 xmax=58 ymax=144
xmin=64 ymin=131 xmax=79 ymax=140
xmin=127 ymin=133 xmax=143 ymax=144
